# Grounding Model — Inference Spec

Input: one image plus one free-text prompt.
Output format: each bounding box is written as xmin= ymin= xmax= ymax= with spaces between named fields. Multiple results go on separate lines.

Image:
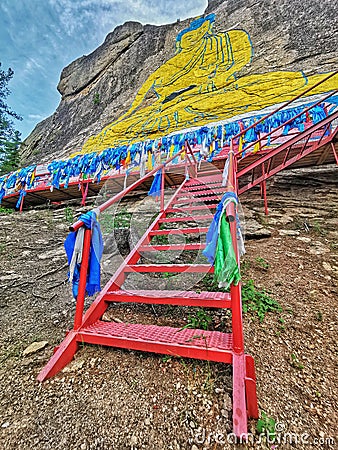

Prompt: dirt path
xmin=0 ymin=166 xmax=337 ymax=450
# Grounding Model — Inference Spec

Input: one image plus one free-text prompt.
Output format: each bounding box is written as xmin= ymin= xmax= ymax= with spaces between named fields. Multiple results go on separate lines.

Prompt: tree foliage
xmin=0 ymin=62 xmax=22 ymax=175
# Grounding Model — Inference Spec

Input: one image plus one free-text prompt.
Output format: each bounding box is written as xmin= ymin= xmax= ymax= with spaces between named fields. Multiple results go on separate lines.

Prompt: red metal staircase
xmin=37 ymin=148 xmax=259 ymax=437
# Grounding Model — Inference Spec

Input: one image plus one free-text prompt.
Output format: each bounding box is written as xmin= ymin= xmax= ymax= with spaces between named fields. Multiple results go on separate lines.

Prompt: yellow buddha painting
xmin=82 ymin=14 xmax=337 ymax=154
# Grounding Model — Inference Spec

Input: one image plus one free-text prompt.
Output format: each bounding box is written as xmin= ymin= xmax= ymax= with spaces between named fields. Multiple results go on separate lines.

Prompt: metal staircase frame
xmin=37 ymin=145 xmax=259 ymax=437
xmin=236 ymin=111 xmax=338 ymax=194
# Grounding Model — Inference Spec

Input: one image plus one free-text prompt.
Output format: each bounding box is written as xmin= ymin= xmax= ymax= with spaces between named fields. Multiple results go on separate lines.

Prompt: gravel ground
xmin=0 ymin=166 xmax=337 ymax=450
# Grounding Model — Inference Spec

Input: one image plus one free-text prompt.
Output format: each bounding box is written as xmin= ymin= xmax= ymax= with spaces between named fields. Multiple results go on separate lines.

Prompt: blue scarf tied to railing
xmin=203 ymin=192 xmax=238 ymax=265
xmin=16 ymin=189 xmax=26 ymax=209
xmin=203 ymin=192 xmax=243 ymax=289
xmin=64 ymin=211 xmax=103 ymax=298
xmin=148 ymin=169 xmax=162 ymax=197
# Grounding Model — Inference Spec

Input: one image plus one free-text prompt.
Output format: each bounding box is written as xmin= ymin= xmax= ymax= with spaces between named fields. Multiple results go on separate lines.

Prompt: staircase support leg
xmin=81 ymin=182 xmax=89 ymax=206
xmin=261 ymin=180 xmax=268 ymax=215
xmin=19 ymin=193 xmax=25 ymax=213
xmin=37 ymin=331 xmax=79 ymax=381
xmin=232 ymin=353 xmax=248 ymax=438
xmin=331 ymin=142 xmax=338 ymax=165
xmin=245 ymin=355 xmax=259 ymax=418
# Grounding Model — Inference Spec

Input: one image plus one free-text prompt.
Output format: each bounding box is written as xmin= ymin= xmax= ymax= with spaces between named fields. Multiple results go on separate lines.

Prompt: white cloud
xmin=23 ymin=57 xmax=45 ymax=74
xmin=1 ymin=0 xmax=207 ymax=138
xmin=28 ymin=114 xmax=45 ymax=120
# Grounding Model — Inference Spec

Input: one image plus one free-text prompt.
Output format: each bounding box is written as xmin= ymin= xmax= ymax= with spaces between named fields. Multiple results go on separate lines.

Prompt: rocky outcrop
xmin=20 ymin=0 xmax=338 ymax=165
xmin=57 ymin=21 xmax=144 ymax=98
xmin=20 ymin=19 xmax=189 ymax=164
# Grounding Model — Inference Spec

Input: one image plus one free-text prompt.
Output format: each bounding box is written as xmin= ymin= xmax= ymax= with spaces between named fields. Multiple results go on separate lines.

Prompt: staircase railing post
xmin=230 ymin=284 xmax=244 ymax=354
xmin=160 ymin=166 xmax=165 ymax=212
xmin=184 ymin=147 xmax=189 ymax=179
xmin=331 ymin=142 xmax=338 ymax=165
xmin=260 ymin=163 xmax=269 ymax=215
xmin=185 ymin=140 xmax=198 ymax=177
xmin=73 ymin=228 xmax=92 ymax=330
xmin=227 ymin=144 xmax=244 ymax=354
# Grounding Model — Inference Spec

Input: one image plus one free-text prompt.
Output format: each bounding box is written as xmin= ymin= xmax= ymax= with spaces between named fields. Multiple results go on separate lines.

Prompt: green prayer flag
xmin=214 ymin=214 xmax=241 ymax=289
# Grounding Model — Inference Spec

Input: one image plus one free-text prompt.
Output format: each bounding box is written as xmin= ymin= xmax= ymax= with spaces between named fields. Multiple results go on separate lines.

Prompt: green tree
xmin=0 ymin=62 xmax=22 ymax=175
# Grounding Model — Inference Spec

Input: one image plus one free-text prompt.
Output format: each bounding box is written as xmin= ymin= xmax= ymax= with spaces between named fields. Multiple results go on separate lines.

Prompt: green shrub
xmin=242 ymin=279 xmax=282 ymax=322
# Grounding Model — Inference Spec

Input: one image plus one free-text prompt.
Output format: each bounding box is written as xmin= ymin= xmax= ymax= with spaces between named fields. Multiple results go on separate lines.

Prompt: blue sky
xmin=0 ymin=0 xmax=207 ymax=139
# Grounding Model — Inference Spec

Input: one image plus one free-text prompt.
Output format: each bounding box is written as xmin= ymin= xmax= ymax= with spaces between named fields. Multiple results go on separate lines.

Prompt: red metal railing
xmin=236 ymin=110 xmax=338 ymax=196
xmin=226 ymin=145 xmax=244 ymax=354
xmin=73 ymin=228 xmax=91 ymax=330
xmin=231 ymin=70 xmax=338 ymax=157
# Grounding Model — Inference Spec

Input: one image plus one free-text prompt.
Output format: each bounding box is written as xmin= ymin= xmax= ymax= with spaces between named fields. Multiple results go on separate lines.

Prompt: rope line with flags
xmin=0 ymin=100 xmax=333 ymax=205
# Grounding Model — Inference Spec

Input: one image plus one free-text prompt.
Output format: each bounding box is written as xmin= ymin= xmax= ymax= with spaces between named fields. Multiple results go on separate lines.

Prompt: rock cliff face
xmin=21 ymin=0 xmax=338 ymax=165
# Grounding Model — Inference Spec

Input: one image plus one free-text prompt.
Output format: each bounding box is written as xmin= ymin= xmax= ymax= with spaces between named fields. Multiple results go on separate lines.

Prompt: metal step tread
xmin=106 ymin=289 xmax=230 ymax=301
xmin=159 ymin=215 xmax=213 ymax=223
xmin=183 ymin=183 xmax=223 ymax=192
xmin=186 ymin=176 xmax=223 ymax=187
xmin=139 ymin=242 xmax=206 ymax=251
xmin=166 ymin=204 xmax=218 ymax=213
xmin=173 ymin=194 xmax=222 ymax=204
xmin=125 ymin=264 xmax=214 ymax=273
xmin=149 ymin=227 xmax=209 ymax=235
xmin=78 ymin=320 xmax=233 ymax=352
xmin=103 ymin=288 xmax=231 ymax=307
xmin=179 ymin=188 xmax=227 ymax=196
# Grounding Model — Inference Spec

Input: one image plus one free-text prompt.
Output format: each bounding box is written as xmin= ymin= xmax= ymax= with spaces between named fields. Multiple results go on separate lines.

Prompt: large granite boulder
xmin=20 ymin=0 xmax=338 ymax=165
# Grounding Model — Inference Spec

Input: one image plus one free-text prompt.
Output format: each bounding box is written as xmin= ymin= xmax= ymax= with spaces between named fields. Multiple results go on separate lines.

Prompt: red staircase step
xmin=125 ymin=264 xmax=213 ymax=273
xmin=183 ymin=183 xmax=223 ymax=192
xmin=139 ymin=242 xmax=206 ymax=251
xmin=167 ymin=204 xmax=218 ymax=213
xmin=103 ymin=289 xmax=231 ymax=308
xmin=159 ymin=215 xmax=213 ymax=223
xmin=173 ymin=195 xmax=221 ymax=204
xmin=149 ymin=227 xmax=208 ymax=235
xmin=186 ymin=175 xmax=222 ymax=185
xmin=179 ymin=187 xmax=227 ymax=196
xmin=194 ymin=169 xmax=222 ymax=177
xmin=77 ymin=321 xmax=233 ymax=363
xmin=176 ymin=193 xmax=222 ymax=201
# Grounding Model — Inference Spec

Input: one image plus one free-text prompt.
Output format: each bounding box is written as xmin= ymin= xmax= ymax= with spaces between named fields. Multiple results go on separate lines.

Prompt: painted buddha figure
xmin=82 ymin=14 xmax=336 ymax=153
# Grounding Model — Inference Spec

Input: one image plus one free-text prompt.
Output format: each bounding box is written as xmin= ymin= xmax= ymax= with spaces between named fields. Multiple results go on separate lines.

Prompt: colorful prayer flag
xmin=214 ymin=215 xmax=241 ymax=289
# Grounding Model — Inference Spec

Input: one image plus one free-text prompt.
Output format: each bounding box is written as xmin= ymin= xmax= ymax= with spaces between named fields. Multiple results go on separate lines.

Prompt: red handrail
xmin=235 ymin=88 xmax=338 ymax=155
xmin=73 ymin=228 xmax=92 ymax=330
xmin=225 ymin=146 xmax=244 ymax=354
xmin=231 ymin=70 xmax=338 ymax=143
